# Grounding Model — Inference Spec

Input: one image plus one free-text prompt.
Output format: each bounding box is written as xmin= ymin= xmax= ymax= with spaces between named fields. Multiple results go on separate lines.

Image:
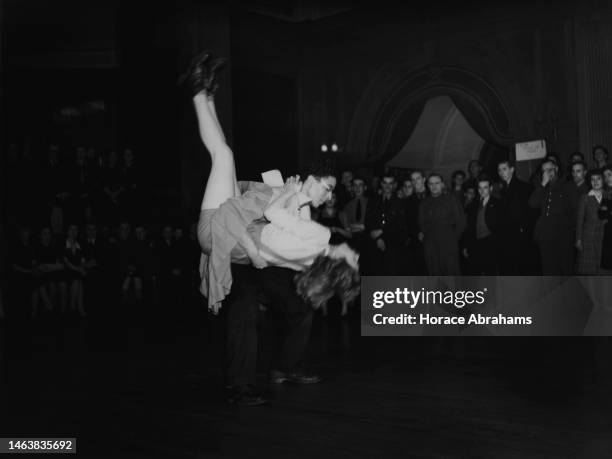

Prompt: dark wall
xmin=232 ymin=68 xmax=298 ymax=180
xmin=295 ymin=2 xmax=583 ymax=177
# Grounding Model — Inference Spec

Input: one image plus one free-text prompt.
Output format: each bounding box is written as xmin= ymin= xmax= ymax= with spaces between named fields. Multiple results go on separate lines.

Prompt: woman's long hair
xmin=294 ymin=255 xmax=360 ymax=309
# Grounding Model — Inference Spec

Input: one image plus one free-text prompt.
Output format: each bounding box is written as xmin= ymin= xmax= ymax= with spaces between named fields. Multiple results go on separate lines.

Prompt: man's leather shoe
xmin=269 ymin=369 xmax=322 ymax=385
xmin=225 ymin=385 xmax=268 ymax=406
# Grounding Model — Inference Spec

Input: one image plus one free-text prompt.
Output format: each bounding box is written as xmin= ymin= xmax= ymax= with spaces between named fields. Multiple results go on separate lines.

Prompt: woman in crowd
xmin=575 ymin=169 xmax=605 ymax=274
xmin=188 ymin=52 xmax=360 ymax=313
xmin=598 ymin=165 xmax=612 ymax=273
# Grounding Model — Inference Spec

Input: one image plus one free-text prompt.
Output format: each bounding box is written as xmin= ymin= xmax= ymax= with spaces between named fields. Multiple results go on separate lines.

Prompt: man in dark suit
xmin=462 ymin=175 xmax=501 ymax=275
xmin=497 ymin=160 xmax=534 ymax=274
xmin=405 ymin=170 xmax=428 ymax=275
xmin=342 ymin=176 xmax=368 ymax=258
xmin=364 ymin=174 xmax=409 ymax=275
xmin=528 ymin=159 xmax=575 ymax=275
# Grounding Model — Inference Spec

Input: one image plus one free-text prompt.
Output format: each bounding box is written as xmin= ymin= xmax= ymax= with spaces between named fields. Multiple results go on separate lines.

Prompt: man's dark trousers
xmin=223 ymin=264 xmax=313 ymax=387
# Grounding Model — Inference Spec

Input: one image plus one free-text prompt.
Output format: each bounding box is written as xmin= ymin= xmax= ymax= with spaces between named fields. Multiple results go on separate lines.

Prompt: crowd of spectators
xmin=313 ymin=146 xmax=612 ymax=279
xmin=4 ymin=142 xmax=200 ymax=321
xmin=4 ymin=141 xmax=612 ymax=322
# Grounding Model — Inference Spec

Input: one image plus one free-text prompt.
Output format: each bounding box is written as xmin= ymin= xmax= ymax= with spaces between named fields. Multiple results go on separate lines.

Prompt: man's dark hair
xmin=477 ymin=174 xmax=493 ymax=187
xmin=571 ymin=151 xmax=585 ymax=162
xmin=592 ymin=145 xmax=609 ymax=160
xmin=498 ymin=159 xmax=515 ymax=169
xmin=571 ymin=160 xmax=587 ymax=171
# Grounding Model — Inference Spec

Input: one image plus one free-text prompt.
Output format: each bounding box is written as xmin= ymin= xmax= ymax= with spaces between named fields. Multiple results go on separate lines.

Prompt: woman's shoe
xmin=205 ymin=57 xmax=227 ymax=95
xmin=178 ymin=51 xmax=212 ymax=96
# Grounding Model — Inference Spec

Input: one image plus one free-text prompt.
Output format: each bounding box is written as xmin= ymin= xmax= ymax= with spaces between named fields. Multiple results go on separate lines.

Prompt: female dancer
xmin=186 ymin=53 xmax=360 ymax=313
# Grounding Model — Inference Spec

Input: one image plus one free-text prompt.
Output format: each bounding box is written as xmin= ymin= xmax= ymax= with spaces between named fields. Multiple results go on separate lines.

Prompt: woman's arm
xmin=264 ymin=176 xmax=301 ymax=219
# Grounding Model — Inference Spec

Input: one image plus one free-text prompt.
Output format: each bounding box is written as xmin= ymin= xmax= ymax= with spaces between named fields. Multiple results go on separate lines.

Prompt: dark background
xmin=2 ymin=2 xmax=612 ymax=456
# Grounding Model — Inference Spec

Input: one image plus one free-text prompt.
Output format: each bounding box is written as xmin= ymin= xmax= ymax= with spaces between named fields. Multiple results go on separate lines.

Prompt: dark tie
xmin=356 ymin=199 xmax=362 ymax=222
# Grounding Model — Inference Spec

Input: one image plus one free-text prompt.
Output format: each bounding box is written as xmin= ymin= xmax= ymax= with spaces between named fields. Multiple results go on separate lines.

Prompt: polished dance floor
xmin=1 ymin=305 xmax=612 ymax=458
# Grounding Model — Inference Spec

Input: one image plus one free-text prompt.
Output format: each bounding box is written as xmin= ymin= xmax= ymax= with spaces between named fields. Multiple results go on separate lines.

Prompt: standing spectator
xmin=463 ymin=185 xmax=477 ymax=211
xmin=44 ymin=144 xmax=71 ymax=235
xmin=336 ymin=170 xmax=354 ymax=209
xmin=465 ymin=160 xmax=483 ymax=191
xmin=497 ymin=160 xmax=534 ymax=274
xmin=65 ymin=146 xmax=91 ymax=225
xmin=405 ymin=170 xmax=429 ymax=275
xmin=400 ymin=179 xmax=414 ymax=200
xmin=343 ymin=177 xmax=368 ymax=253
xmin=598 ymin=165 xmax=612 ymax=272
xmin=119 ymin=148 xmax=141 ymax=221
xmin=566 ymin=152 xmax=585 ymax=180
xmin=100 ymin=151 xmax=124 ymax=226
xmin=576 ymin=169 xmax=606 ymax=275
xmin=365 ymin=175 xmax=408 ymax=275
xmin=462 ymin=176 xmax=502 ymax=275
xmin=63 ymin=224 xmax=86 ymax=317
xmin=418 ymin=174 xmax=466 ymax=275
xmin=450 ymin=170 xmax=466 ymax=202
xmin=567 ymin=161 xmax=590 ymax=246
xmin=368 ymin=176 xmax=381 ymax=198
xmin=529 ymin=159 xmax=575 ymax=275
xmin=318 ymin=192 xmax=350 ymax=245
xmin=592 ymin=145 xmax=609 ymax=169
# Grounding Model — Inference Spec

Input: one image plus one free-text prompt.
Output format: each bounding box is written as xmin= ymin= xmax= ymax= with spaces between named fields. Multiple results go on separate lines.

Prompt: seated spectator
xmin=83 ymin=223 xmax=106 ymax=312
xmin=129 ymin=224 xmax=157 ymax=306
xmin=63 ymin=224 xmax=86 ymax=317
xmin=10 ymin=226 xmax=38 ymax=318
xmin=35 ymin=227 xmax=67 ymax=313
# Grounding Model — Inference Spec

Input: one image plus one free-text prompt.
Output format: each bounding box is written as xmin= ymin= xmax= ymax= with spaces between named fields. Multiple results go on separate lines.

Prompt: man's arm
xmin=239 ymin=231 xmax=268 ymax=269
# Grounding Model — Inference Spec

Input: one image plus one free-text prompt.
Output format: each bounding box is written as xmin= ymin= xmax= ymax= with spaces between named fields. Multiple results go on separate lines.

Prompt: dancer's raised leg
xmin=195 ymin=92 xmax=238 ymax=210
xmin=207 ymin=96 xmax=240 ymax=197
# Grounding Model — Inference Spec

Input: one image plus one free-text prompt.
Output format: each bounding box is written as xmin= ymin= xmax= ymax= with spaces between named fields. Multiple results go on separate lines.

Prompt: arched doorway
xmin=386 ymin=95 xmax=485 ymax=184
xmin=348 ymin=65 xmax=515 ymax=178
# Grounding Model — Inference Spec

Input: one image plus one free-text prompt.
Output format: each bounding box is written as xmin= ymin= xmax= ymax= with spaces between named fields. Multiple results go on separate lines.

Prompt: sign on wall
xmin=515 ymin=139 xmax=547 ymax=162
